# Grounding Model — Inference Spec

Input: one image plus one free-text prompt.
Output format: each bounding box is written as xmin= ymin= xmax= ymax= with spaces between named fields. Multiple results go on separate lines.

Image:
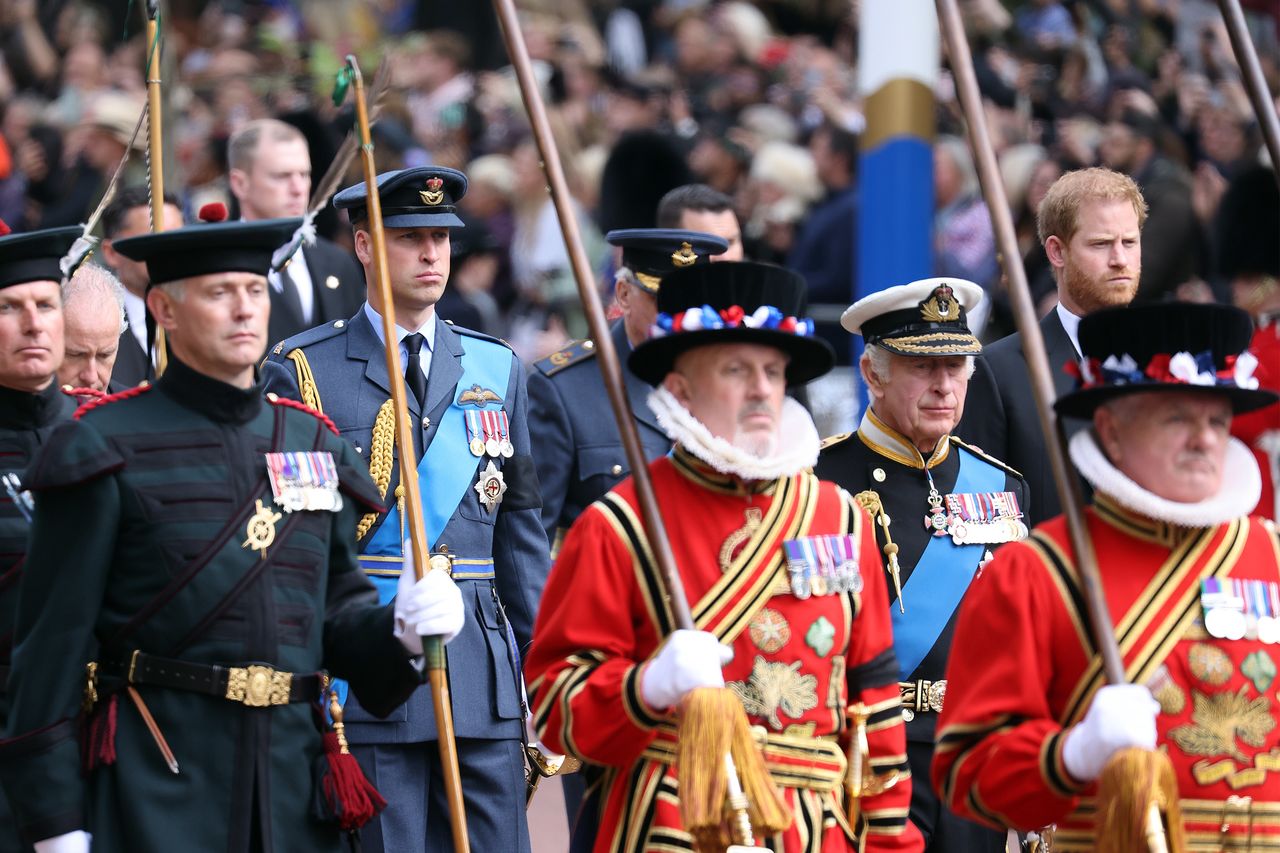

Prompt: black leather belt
xmin=101 ymin=651 xmax=322 ymax=708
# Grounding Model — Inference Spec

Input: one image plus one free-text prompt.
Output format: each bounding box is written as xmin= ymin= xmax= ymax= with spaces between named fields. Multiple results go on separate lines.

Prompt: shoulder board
xmin=448 ymin=323 xmax=514 ymax=351
xmin=269 ymin=318 xmax=350 ymax=359
xmin=534 ymin=339 xmax=596 ymax=377
xmin=950 ymin=436 xmax=1024 ymax=480
xmin=266 ymin=394 xmax=340 ymax=436
xmin=819 ymin=431 xmax=853 ymax=451
xmin=74 ymin=382 xmax=153 ymax=420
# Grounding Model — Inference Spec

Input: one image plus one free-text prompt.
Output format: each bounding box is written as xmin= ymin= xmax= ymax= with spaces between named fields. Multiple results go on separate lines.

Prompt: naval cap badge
xmin=919 ymin=283 xmax=961 ymax=323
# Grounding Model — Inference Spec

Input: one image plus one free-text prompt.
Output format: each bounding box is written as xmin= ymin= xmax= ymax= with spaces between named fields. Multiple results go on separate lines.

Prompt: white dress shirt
xmin=1056 ymin=302 xmax=1083 ymax=356
xmin=269 ymin=247 xmax=316 ymax=324
xmin=364 ymin=302 xmax=435 ymax=381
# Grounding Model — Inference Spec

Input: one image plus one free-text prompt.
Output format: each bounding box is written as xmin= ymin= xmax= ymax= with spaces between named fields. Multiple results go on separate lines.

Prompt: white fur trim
xmin=646 ymin=385 xmax=820 ymax=481
xmin=1069 ymin=430 xmax=1261 ymax=527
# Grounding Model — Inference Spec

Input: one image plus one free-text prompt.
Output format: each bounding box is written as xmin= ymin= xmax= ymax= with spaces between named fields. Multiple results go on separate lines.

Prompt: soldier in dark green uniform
xmin=0 ymin=217 xmax=461 ymax=853
xmin=815 ymin=278 xmax=1028 ymax=852
xmin=0 ymin=225 xmax=82 ymax=853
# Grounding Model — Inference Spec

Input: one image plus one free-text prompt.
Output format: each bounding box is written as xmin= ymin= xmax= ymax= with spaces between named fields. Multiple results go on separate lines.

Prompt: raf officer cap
xmin=841 ymin=277 xmax=984 ymax=357
xmin=0 ymin=224 xmax=82 ymax=289
xmin=333 ymin=166 xmax=467 ymax=229
xmin=112 ymin=217 xmax=301 ymax=288
xmin=606 ymin=228 xmax=729 ymax=294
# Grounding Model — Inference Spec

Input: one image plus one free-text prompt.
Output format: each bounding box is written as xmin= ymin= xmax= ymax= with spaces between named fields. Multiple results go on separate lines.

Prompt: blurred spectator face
xmin=934 ymin=147 xmax=963 ymax=208
xmin=81 ymin=128 xmax=126 ymax=172
xmin=1048 ymin=198 xmax=1141 ymax=314
xmin=0 ymin=281 xmax=64 ymax=393
xmin=675 ymin=18 xmax=714 ymax=76
xmin=61 ymin=42 xmax=106 ymax=92
xmin=605 ymin=91 xmax=658 ymax=136
xmin=810 ymin=128 xmax=847 ymax=191
xmin=231 ymin=135 xmax=311 ymax=220
xmin=678 ymin=209 xmax=744 ymax=261
xmin=1026 ymin=160 xmax=1063 ymax=214
xmin=103 ymin=203 xmax=184 ymax=296
xmin=1198 ymin=106 xmax=1247 ymax=167
xmin=1099 ymin=123 xmax=1140 ymax=173
xmin=60 ymin=287 xmax=122 ymax=392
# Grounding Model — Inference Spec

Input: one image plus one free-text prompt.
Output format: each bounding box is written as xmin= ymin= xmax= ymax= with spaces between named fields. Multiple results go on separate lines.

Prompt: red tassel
xmin=319 ymin=731 xmax=386 ymax=830
xmin=82 ymin=694 xmax=118 ymax=772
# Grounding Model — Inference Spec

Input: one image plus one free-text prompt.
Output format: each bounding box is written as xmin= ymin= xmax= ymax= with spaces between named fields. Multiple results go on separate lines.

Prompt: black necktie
xmin=404 ymin=333 xmax=427 ymax=408
xmin=278 ymin=264 xmax=306 ymax=324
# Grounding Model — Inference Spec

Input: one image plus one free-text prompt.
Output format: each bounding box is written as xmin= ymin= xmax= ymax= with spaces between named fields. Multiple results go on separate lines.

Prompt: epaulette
xmin=266 ymin=393 xmax=340 ymax=436
xmin=447 ymin=321 xmax=514 ymax=351
xmin=950 ymin=436 xmax=1024 ymax=480
xmin=819 ymin=431 xmax=853 ymax=451
xmin=74 ymin=382 xmax=152 ymax=420
xmin=268 ymin=318 xmax=350 ymax=359
xmin=534 ymin=339 xmax=596 ymax=377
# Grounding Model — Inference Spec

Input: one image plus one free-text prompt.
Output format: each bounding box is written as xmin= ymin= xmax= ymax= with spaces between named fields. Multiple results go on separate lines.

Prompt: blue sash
xmin=360 ymin=334 xmax=513 ymax=604
xmin=890 ymin=447 xmax=1003 ymax=680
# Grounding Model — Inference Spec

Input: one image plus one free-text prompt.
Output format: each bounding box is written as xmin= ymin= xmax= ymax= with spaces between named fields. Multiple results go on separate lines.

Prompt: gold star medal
xmin=474 ymin=461 xmax=507 ymax=514
xmin=244 ymin=499 xmax=283 ymax=559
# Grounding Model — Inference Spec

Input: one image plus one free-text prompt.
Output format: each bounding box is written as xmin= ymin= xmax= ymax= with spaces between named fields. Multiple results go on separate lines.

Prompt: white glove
xmin=640 ymin=629 xmax=734 ymax=711
xmin=393 ymin=542 xmax=465 ymax=654
xmin=1061 ymin=684 xmax=1160 ymax=782
xmin=34 ymin=831 xmax=91 ymax=853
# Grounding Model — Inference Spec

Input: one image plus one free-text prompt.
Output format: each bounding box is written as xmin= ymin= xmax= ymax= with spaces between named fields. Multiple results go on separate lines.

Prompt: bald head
xmin=60 ymin=264 xmax=127 ymax=391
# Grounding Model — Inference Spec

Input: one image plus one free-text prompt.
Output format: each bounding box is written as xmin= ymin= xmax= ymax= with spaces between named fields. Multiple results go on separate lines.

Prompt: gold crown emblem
xmin=920 ymin=284 xmax=960 ymax=323
xmin=420 ymin=176 xmax=446 ymax=206
xmin=671 ymin=241 xmax=698 ymax=268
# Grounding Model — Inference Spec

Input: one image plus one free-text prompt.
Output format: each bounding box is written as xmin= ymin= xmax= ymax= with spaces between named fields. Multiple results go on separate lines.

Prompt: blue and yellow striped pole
xmin=856 ymin=0 xmax=937 ymax=343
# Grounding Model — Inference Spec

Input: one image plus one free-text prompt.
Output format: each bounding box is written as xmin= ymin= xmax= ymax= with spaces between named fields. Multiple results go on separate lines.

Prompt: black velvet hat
xmin=628 ymin=261 xmax=835 ymax=386
xmin=112 ymin=218 xmax=301 ymax=287
xmin=0 ymin=226 xmax=82 ymax=289
xmin=333 ymin=166 xmax=467 ymax=229
xmin=1055 ymin=302 xmax=1277 ymax=417
xmin=606 ymin=228 xmax=729 ymax=293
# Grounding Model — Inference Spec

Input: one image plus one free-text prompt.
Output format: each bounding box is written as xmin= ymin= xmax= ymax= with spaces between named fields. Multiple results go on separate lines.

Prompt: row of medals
xmin=1202 ymin=578 xmax=1280 ymax=642
xmin=469 ymin=435 xmax=513 ymax=459
xmin=925 ymin=491 xmax=1028 ymax=544
xmin=789 ymin=560 xmax=864 ymax=600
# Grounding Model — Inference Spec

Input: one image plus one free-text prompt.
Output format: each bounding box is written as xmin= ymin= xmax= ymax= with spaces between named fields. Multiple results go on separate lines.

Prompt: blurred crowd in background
xmin=1 ymin=0 xmax=1278 ymax=365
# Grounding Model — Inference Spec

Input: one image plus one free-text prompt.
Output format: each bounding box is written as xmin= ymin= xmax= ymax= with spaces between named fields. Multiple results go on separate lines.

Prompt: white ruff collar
xmin=646 ymin=385 xmax=820 ymax=481
xmin=1069 ymin=429 xmax=1261 ymax=527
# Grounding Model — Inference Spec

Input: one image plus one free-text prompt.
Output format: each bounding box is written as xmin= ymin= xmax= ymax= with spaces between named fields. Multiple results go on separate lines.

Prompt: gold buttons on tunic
xmin=873 ymin=468 xmax=886 ymax=482
xmin=611 ymin=464 xmax=623 ymax=476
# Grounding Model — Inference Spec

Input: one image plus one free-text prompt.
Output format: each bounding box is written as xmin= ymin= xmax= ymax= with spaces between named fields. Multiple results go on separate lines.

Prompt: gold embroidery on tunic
xmin=728 ymin=655 xmax=819 ymax=729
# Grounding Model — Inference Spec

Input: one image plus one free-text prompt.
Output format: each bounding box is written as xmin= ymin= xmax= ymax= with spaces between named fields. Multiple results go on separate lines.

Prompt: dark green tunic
xmin=0 ymin=359 xmax=420 ymax=852
xmin=0 ymin=382 xmax=75 ymax=853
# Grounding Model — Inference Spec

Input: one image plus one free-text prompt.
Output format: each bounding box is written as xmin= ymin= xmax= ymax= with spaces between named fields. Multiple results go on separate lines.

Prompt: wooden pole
xmin=934 ymin=0 xmax=1122 ymax=684
xmin=345 ymin=56 xmax=471 ymax=853
xmin=488 ymin=0 xmax=693 ymax=632
xmin=145 ymin=0 xmax=169 ymax=376
xmin=1215 ymin=0 xmax=1280 ymax=196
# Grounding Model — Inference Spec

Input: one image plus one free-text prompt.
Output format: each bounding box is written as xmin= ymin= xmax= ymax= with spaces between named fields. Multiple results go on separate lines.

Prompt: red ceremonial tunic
xmin=1234 ymin=317 xmax=1280 ymax=520
xmin=525 ymin=447 xmax=923 ymax=853
xmin=932 ymin=493 xmax=1280 ymax=850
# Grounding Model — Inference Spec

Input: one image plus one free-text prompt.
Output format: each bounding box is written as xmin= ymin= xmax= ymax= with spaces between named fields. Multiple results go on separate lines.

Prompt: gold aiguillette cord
xmin=854 ymin=491 xmax=905 ymax=612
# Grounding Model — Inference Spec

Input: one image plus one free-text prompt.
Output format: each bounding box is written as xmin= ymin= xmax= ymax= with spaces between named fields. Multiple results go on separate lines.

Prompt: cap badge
xmin=920 ymin=283 xmax=960 ymax=323
xmin=671 ymin=241 xmax=698 ymax=268
xmin=420 ymin=176 xmax=445 ymax=206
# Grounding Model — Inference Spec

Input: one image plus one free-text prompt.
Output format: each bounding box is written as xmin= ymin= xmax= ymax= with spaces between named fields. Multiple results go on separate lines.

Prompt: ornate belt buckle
xmin=226 ymin=664 xmax=293 ymax=707
xmin=926 ymin=679 xmax=947 ymax=713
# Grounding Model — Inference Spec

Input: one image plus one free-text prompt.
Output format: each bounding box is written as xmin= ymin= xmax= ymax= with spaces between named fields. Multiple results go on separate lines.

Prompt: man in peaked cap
xmin=527 ymin=227 xmax=726 ymax=849
xmin=526 ymin=261 xmax=923 ymax=852
xmin=934 ymin=302 xmax=1280 ymax=850
xmin=0 ymin=223 xmax=79 ymax=853
xmin=816 ymin=278 xmax=1028 ymax=852
xmin=261 ymin=166 xmax=549 ymax=853
xmin=0 ymin=216 xmax=451 ymax=852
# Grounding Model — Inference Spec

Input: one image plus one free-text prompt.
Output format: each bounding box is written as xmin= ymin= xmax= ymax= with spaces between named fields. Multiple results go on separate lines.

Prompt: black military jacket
xmin=0 ymin=358 xmax=420 ymax=852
